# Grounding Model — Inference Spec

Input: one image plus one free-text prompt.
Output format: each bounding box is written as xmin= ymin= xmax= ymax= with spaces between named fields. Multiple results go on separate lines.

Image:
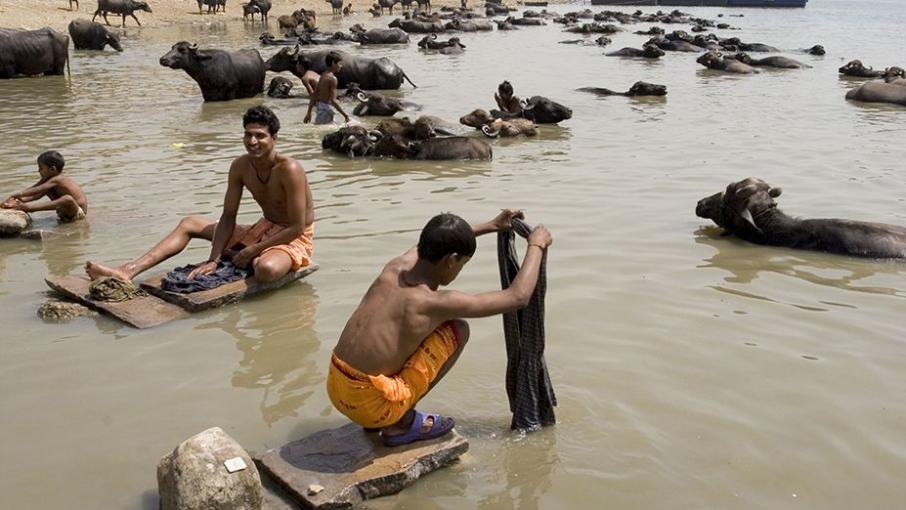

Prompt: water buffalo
xmin=732 ymin=52 xmax=809 ymax=69
xmin=377 ymin=0 xmax=399 ymax=15
xmin=495 ymin=96 xmax=571 ymax=124
xmin=805 ymin=44 xmax=825 ymax=55
xmin=266 ymin=76 xmax=294 ymax=98
xmin=326 ymin=0 xmax=343 ymax=15
xmin=388 ymin=18 xmax=445 ymax=33
xmin=68 ymin=19 xmax=122 ymax=51
xmin=606 ymin=45 xmax=665 ymax=59
xmin=416 ymin=0 xmax=431 ymax=11
xmin=0 ymin=28 xmax=70 ymax=79
xmin=720 ymin=37 xmax=778 ymax=53
xmin=265 ymin=48 xmax=416 ymax=90
xmin=648 ymin=37 xmax=701 ymax=52
xmin=697 ymin=51 xmax=758 ymax=74
xmin=351 ymin=27 xmax=410 ymax=44
xmin=564 ymin=22 xmax=621 ymax=34
xmin=92 ymin=0 xmax=152 ymax=27
xmin=459 ymin=109 xmax=537 ymax=137
xmin=197 ymin=0 xmax=226 ymax=14
xmin=159 ymin=42 xmax=265 ymax=101
xmin=353 ymin=92 xmax=419 ymax=116
xmin=243 ymin=0 xmax=271 ymax=23
xmin=495 ymin=20 xmax=517 ymax=31
xmin=322 ymin=126 xmax=381 ymax=158
xmin=845 ymin=80 xmax=906 ymax=106
xmin=577 ymin=81 xmax=667 ymax=97
xmin=375 ymin=116 xmax=452 ymax=139
xmin=505 ymin=16 xmax=546 ymax=27
xmin=444 ymin=19 xmax=493 ymax=31
xmin=417 ymin=34 xmax=465 ymax=54
xmin=70 ymin=0 xmax=79 ymax=10
xmin=375 ymin=135 xmax=492 ymax=160
xmin=635 ymin=26 xmax=665 ymax=35
xmin=696 ymin=177 xmax=906 ymax=259
xmin=838 ymin=60 xmax=884 ymax=78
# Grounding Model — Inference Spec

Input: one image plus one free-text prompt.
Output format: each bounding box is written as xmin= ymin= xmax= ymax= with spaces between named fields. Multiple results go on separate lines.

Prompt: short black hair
xmin=417 ymin=213 xmax=476 ymax=263
xmin=37 ymin=150 xmax=65 ymax=170
xmin=325 ymin=51 xmax=343 ymax=68
xmin=243 ymin=105 xmax=280 ymax=136
xmin=498 ymin=80 xmax=514 ymax=96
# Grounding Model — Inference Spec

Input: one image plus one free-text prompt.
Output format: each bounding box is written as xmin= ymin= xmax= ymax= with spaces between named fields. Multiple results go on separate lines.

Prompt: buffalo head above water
xmin=696 ymin=177 xmax=782 ymax=235
xmin=159 ymin=41 xmax=208 ymax=69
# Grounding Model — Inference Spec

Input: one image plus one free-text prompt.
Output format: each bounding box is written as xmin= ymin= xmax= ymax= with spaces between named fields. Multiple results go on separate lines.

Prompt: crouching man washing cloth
xmin=327 ymin=211 xmax=552 ymax=447
xmin=86 ymin=106 xmax=314 ymax=283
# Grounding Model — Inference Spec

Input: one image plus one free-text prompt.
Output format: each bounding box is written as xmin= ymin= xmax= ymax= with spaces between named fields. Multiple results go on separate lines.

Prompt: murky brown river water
xmin=2 ymin=1 xmax=905 ymax=508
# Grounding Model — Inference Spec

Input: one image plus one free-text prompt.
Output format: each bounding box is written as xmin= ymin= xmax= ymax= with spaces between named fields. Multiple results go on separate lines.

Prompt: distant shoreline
xmin=0 ymin=0 xmax=573 ymax=33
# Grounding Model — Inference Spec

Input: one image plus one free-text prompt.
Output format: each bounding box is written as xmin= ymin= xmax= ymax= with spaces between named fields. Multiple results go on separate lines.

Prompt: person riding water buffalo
xmin=494 ymin=80 xmax=522 ymax=115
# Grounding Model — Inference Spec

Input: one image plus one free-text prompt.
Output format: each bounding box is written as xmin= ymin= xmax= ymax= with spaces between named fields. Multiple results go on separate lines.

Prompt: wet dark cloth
xmin=160 ymin=261 xmax=250 ymax=294
xmin=497 ymin=218 xmax=557 ymax=431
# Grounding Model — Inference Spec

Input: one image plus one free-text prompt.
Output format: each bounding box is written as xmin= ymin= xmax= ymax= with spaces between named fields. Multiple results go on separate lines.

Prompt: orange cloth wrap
xmin=228 ymin=218 xmax=314 ymax=270
xmin=326 ymin=322 xmax=460 ymax=428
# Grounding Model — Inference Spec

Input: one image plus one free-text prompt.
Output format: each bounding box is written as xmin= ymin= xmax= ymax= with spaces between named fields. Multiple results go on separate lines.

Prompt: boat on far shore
xmin=589 ymin=0 xmax=807 ymax=6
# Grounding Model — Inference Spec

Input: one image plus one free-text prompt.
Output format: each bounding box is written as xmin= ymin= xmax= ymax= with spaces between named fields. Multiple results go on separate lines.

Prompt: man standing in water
xmin=327 ymin=211 xmax=552 ymax=446
xmin=303 ymin=52 xmax=351 ymax=125
xmin=86 ymin=106 xmax=314 ymax=283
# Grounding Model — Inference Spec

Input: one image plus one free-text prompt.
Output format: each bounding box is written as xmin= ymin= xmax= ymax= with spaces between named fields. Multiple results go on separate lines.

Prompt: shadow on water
xmin=694 ymin=227 xmax=906 ymax=298
xmin=195 ymin=283 xmax=322 ymax=425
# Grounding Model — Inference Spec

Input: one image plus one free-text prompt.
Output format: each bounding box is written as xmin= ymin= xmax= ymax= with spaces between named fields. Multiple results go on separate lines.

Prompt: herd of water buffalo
xmin=1 ymin=1 xmax=905 ymax=257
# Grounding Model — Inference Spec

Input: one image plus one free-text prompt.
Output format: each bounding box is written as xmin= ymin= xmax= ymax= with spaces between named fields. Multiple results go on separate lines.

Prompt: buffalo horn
xmin=481 ymin=125 xmax=500 ymax=138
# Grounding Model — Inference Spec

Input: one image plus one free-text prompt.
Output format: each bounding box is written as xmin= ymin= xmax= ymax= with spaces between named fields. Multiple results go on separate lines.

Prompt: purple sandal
xmin=382 ymin=409 xmax=455 ymax=447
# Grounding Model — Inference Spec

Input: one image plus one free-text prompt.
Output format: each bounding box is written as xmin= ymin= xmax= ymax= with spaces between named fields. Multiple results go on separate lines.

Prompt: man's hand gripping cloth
xmin=326 ymin=321 xmax=460 ymax=428
xmin=498 ymin=218 xmax=557 ymax=431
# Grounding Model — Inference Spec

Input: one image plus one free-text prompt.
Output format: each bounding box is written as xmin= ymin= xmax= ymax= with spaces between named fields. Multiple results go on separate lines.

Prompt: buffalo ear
xmin=195 ymin=50 xmax=213 ymax=61
xmin=769 ymin=187 xmax=782 ymax=198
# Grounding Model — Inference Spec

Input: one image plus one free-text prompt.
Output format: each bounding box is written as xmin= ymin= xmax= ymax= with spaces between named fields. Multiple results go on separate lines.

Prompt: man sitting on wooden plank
xmin=86 ymin=106 xmax=314 ymax=284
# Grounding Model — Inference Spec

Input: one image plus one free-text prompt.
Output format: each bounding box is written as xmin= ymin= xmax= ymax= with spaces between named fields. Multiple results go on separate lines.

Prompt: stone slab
xmin=140 ymin=264 xmax=319 ymax=313
xmin=255 ymin=423 xmax=469 ymax=510
xmin=45 ymin=275 xmax=189 ymax=329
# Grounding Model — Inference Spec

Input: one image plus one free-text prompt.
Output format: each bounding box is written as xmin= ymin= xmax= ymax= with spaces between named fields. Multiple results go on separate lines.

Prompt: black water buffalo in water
xmin=265 ymin=48 xmax=416 ymax=90
xmin=838 ymin=59 xmax=885 ymax=78
xmin=266 ymin=76 xmax=294 ymax=98
xmin=388 ymin=18 xmax=445 ymax=33
xmin=350 ymin=26 xmax=410 ymax=44
xmin=732 ymin=52 xmax=809 ymax=69
xmin=697 ymin=51 xmax=758 ymax=74
xmin=0 ymin=28 xmax=70 ymax=79
xmin=159 ymin=42 xmax=265 ymax=101
xmin=696 ymin=177 xmax=906 ymax=259
xmin=375 ymin=135 xmax=492 ymax=160
xmin=68 ymin=19 xmax=122 ymax=51
xmin=577 ymin=81 xmax=667 ymax=97
xmin=606 ymin=45 xmax=665 ymax=59
xmin=243 ymin=0 xmax=271 ymax=23
xmin=845 ymin=80 xmax=906 ymax=107
xmin=444 ymin=18 xmax=493 ymax=31
xmin=719 ymin=37 xmax=778 ymax=53
xmin=92 ymin=0 xmax=152 ymax=27
xmin=496 ymin=96 xmax=571 ymax=124
xmin=417 ymin=34 xmax=465 ymax=54
xmin=322 ymin=126 xmax=382 ymax=158
xmin=352 ymin=92 xmax=418 ymax=116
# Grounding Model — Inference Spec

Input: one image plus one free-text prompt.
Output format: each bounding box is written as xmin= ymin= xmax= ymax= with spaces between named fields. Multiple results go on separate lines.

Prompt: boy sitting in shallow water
xmin=2 ymin=151 xmax=88 ymax=223
xmin=494 ymin=80 xmax=523 ymax=115
xmin=327 ymin=211 xmax=552 ymax=446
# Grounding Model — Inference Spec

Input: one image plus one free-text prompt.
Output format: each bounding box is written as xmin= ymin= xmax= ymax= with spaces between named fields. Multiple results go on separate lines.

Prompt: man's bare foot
xmin=85 ymin=261 xmax=132 ymax=281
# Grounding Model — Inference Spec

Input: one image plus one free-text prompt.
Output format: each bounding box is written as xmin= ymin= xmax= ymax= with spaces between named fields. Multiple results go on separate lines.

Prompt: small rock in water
xmin=0 ymin=209 xmax=31 ymax=236
xmin=37 ymin=298 xmax=96 ymax=321
xmin=158 ymin=426 xmax=263 ymax=510
xmin=307 ymin=484 xmax=324 ymax=495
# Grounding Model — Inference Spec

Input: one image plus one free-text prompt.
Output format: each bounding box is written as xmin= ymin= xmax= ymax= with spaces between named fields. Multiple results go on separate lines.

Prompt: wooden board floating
xmin=255 ymin=423 xmax=469 ymax=510
xmin=45 ymin=275 xmax=189 ymax=329
xmin=141 ymin=264 xmax=319 ymax=313
xmin=45 ymin=263 xmax=318 ymax=329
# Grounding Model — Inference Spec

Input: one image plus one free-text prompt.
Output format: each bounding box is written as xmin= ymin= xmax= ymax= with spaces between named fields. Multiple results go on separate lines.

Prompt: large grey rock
xmin=158 ymin=427 xmax=263 ymax=510
xmin=255 ymin=422 xmax=469 ymax=510
xmin=0 ymin=209 xmax=31 ymax=236
xmin=37 ymin=298 xmax=97 ymax=321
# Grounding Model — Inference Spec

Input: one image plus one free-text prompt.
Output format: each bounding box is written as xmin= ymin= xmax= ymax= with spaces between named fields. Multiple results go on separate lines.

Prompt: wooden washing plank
xmin=255 ymin=423 xmax=469 ymax=510
xmin=45 ymin=276 xmax=189 ymax=329
xmin=140 ymin=264 xmax=319 ymax=313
